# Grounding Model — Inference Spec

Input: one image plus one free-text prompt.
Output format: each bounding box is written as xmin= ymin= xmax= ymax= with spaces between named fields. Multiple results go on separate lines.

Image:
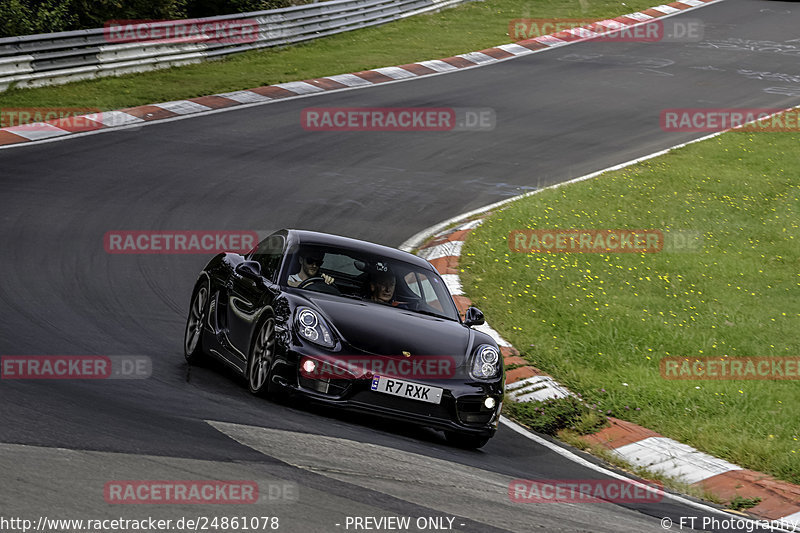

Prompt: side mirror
xmin=235 ymin=260 xmax=262 ymax=280
xmin=464 ymin=306 xmax=485 ymax=327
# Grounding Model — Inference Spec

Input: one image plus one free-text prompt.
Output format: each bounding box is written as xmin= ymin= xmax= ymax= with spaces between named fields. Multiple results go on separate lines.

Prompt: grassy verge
xmin=1 ymin=0 xmax=657 ymax=110
xmin=463 ymin=130 xmax=800 ymax=485
xmin=504 ymin=394 xmax=608 ymax=435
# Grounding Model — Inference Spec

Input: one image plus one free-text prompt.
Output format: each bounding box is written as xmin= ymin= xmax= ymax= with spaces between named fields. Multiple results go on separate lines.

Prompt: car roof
xmin=285 ymin=229 xmax=435 ymax=272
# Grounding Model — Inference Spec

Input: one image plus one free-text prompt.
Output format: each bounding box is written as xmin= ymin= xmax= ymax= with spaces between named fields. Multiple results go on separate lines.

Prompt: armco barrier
xmin=0 ymin=0 xmax=473 ymax=92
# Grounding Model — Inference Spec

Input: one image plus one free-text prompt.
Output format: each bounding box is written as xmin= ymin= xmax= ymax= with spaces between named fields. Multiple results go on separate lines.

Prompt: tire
xmin=184 ymin=280 xmax=209 ymax=364
xmin=247 ymin=311 xmax=277 ymax=396
xmin=445 ymin=431 xmax=491 ymax=449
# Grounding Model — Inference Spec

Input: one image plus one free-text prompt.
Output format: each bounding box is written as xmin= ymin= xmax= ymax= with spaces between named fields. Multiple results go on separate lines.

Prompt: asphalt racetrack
xmin=2 ymin=0 xmax=799 ymax=531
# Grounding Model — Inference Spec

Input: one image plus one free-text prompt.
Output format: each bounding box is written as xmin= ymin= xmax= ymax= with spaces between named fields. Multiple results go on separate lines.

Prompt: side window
xmin=251 ymin=234 xmax=285 ymax=282
xmin=404 ymin=271 xmax=445 ymax=311
xmin=404 ymin=272 xmax=422 ymax=297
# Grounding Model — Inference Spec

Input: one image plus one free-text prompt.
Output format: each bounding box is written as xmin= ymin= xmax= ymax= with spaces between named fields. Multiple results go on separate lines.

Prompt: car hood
xmin=303 ymin=293 xmax=473 ymax=358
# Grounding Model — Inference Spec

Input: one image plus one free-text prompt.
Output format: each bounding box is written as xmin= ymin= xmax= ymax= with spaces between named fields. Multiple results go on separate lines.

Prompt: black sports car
xmin=183 ymin=229 xmax=504 ymax=448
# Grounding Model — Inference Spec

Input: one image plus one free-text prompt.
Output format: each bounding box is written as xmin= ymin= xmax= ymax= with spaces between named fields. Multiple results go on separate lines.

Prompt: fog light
xmin=484 ymin=397 xmax=496 ymax=409
xmin=302 ymin=358 xmax=317 ymax=375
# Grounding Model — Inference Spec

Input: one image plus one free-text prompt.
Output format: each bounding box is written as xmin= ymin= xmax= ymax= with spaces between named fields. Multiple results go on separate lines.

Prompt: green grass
xmin=1 ymin=0 xmax=654 ymax=110
xmin=503 ymin=394 xmax=609 ymax=435
xmin=462 ymin=131 xmax=800 ymax=485
xmin=729 ymin=495 xmax=762 ymax=511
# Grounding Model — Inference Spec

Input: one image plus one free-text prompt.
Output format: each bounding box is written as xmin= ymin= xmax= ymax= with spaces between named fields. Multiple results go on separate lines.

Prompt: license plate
xmin=370 ymin=376 xmax=443 ymax=404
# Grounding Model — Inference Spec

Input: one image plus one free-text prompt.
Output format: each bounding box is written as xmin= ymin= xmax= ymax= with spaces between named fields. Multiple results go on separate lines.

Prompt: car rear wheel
xmin=247 ymin=312 xmax=276 ymax=395
xmin=445 ymin=431 xmax=490 ymax=449
xmin=184 ymin=281 xmax=209 ymax=363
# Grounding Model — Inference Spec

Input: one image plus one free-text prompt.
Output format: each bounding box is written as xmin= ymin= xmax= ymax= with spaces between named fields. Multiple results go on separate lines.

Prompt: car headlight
xmin=295 ymin=307 xmax=335 ymax=348
xmin=470 ymin=344 xmax=500 ymax=380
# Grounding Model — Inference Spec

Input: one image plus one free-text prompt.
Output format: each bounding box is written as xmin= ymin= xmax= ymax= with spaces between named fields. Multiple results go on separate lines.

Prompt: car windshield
xmin=281 ymin=244 xmax=460 ymax=321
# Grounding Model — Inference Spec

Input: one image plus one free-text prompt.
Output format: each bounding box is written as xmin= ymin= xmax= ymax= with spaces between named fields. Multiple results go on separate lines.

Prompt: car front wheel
xmin=184 ymin=281 xmax=209 ymax=363
xmin=247 ymin=312 xmax=276 ymax=395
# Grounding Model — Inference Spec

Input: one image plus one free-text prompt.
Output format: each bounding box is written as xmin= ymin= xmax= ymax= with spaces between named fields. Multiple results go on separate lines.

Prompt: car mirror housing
xmin=235 ymin=260 xmax=262 ymax=280
xmin=464 ymin=306 xmax=485 ymax=327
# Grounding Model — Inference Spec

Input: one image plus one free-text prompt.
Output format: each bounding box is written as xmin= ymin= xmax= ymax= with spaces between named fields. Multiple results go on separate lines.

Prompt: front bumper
xmin=273 ymin=344 xmax=503 ymax=437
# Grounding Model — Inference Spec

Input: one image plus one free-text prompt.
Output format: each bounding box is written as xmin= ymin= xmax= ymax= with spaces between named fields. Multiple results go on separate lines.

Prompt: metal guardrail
xmin=0 ymin=0 xmax=474 ymax=92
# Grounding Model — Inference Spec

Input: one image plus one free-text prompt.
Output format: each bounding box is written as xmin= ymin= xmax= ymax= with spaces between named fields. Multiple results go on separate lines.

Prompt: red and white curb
xmin=0 ymin=0 xmax=721 ymax=148
xmin=405 ymin=216 xmax=800 ymax=527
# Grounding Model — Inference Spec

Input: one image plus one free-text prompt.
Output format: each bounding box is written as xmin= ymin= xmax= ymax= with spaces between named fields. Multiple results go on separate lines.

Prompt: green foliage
xmin=185 ymin=0 xmax=292 ymax=18
xmin=69 ymin=0 xmax=189 ymax=29
xmin=0 ymin=0 xmax=78 ymax=37
xmin=504 ymin=396 xmax=608 ymax=436
xmin=729 ymin=495 xmax=762 ymax=511
xmin=0 ymin=0 xmax=300 ymax=37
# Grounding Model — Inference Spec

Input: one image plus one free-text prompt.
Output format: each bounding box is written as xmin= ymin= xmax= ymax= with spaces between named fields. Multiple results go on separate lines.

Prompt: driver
xmin=288 ymin=250 xmax=335 ymax=287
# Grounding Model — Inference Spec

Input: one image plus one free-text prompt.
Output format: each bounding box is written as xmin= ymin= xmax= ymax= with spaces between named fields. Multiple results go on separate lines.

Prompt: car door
xmin=225 ymin=233 xmax=286 ymax=360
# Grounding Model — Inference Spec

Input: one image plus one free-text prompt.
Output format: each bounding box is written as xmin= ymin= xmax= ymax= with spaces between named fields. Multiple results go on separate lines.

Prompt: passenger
xmin=369 ymin=262 xmax=396 ymax=303
xmin=288 ymin=250 xmax=335 ymax=287
xmin=368 ymin=262 xmax=415 ymax=311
